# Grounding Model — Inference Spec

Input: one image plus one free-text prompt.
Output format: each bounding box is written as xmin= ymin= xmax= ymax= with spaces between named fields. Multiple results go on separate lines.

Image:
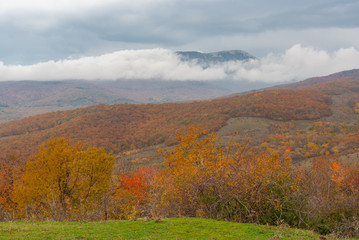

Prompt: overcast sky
xmin=0 ymin=0 xmax=358 ymax=82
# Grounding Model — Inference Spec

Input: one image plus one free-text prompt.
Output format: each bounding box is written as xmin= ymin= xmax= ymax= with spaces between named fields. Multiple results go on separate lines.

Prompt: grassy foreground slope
xmin=0 ymin=218 xmax=331 ymax=240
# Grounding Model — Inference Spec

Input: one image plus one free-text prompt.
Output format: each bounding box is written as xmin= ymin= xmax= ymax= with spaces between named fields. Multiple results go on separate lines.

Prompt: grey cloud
xmin=0 ymin=0 xmax=358 ymax=64
xmin=259 ymin=1 xmax=359 ymax=31
xmin=63 ymin=0 xmax=359 ymax=50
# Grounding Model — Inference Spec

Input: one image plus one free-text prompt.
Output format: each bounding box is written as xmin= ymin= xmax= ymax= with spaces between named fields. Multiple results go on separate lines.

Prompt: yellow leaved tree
xmin=13 ymin=138 xmax=114 ymax=220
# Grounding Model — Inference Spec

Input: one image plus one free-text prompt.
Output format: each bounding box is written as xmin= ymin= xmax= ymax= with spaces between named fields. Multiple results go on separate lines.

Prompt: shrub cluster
xmin=0 ymin=128 xmax=358 ymax=237
xmin=133 ymin=127 xmax=357 ymax=237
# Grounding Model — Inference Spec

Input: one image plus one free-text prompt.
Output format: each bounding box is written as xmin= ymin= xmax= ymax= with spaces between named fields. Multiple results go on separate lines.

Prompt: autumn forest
xmin=0 ymin=69 xmax=359 ymax=238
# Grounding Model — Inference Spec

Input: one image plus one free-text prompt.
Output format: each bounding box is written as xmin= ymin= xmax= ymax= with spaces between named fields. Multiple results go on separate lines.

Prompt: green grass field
xmin=0 ymin=217 xmax=338 ymax=240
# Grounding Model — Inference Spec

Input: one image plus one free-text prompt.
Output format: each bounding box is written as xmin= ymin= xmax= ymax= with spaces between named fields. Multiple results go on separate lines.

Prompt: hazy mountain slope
xmin=227 ymin=69 xmax=359 ymax=97
xmin=0 ymin=80 xmax=233 ymax=122
xmin=270 ymin=69 xmax=359 ymax=90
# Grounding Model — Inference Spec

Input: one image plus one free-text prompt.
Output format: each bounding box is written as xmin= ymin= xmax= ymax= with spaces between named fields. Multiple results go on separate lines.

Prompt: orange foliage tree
xmin=13 ymin=138 xmax=114 ymax=220
xmin=109 ymin=166 xmax=157 ymax=219
xmin=0 ymin=155 xmax=21 ymax=220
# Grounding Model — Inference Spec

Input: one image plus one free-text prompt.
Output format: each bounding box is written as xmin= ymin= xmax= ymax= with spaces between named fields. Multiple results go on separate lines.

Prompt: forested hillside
xmin=0 ymin=88 xmax=331 ymax=161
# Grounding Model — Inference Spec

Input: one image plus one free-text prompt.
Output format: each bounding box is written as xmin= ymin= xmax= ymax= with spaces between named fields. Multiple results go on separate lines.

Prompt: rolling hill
xmin=1 ymin=69 xmax=358 ymax=164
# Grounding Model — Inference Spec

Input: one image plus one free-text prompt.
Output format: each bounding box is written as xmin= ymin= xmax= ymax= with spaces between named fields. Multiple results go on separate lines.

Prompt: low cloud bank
xmin=0 ymin=45 xmax=358 ymax=82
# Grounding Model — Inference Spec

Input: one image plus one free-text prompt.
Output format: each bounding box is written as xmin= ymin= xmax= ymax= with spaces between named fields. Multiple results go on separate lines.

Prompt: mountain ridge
xmin=176 ymin=50 xmax=256 ymax=65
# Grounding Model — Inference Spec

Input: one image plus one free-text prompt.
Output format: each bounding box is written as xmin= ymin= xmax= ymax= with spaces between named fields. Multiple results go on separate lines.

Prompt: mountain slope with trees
xmin=0 ymin=88 xmax=331 ymax=161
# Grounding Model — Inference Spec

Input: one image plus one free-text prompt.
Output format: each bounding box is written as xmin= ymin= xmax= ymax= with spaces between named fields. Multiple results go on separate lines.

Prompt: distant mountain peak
xmin=176 ymin=50 xmax=256 ymax=65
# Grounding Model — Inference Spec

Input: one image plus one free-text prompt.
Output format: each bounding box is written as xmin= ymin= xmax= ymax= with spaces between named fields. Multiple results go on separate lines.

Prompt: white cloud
xmin=233 ymin=44 xmax=359 ymax=82
xmin=0 ymin=45 xmax=358 ymax=82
